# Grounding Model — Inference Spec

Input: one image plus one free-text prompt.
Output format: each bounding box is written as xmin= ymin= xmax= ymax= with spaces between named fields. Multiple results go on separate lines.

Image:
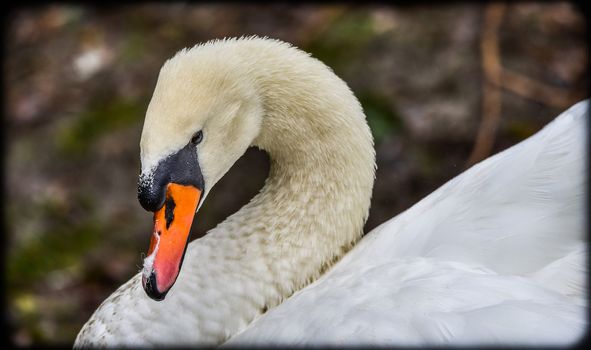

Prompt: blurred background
xmin=4 ymin=2 xmax=589 ymax=346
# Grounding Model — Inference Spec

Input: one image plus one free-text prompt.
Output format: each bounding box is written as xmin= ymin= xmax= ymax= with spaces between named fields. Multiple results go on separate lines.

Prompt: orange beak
xmin=141 ymin=183 xmax=201 ymax=300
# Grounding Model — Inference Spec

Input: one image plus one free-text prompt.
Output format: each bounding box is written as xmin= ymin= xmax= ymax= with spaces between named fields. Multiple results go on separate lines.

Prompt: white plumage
xmin=75 ymin=37 xmax=587 ymax=347
xmin=228 ymin=100 xmax=588 ymax=346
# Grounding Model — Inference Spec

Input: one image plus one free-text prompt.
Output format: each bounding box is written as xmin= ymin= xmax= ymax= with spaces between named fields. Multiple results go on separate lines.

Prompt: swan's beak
xmin=137 ymin=141 xmax=204 ymax=300
xmin=141 ymin=183 xmax=201 ymax=300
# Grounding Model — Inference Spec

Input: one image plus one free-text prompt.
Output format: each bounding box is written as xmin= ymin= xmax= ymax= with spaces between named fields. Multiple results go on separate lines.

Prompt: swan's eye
xmin=190 ymin=130 xmax=203 ymax=145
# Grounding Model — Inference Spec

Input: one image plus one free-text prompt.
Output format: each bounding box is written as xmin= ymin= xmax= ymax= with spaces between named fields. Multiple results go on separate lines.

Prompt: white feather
xmin=75 ymin=37 xmax=588 ymax=347
xmin=227 ymin=99 xmax=588 ymax=346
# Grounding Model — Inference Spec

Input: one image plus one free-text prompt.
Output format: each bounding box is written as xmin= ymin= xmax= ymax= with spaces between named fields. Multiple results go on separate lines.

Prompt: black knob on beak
xmin=137 ymin=142 xmax=205 ymax=212
xmin=138 ymin=174 xmax=168 ymax=212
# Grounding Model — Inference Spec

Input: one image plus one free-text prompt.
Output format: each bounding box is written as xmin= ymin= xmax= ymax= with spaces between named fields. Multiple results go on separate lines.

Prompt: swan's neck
xmin=76 ymin=39 xmax=376 ymax=346
xmin=178 ymin=41 xmax=376 ymax=342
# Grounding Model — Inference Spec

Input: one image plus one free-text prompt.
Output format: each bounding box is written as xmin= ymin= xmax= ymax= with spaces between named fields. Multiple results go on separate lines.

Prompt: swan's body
xmin=75 ymin=37 xmax=587 ymax=347
xmin=229 ymin=100 xmax=588 ymax=346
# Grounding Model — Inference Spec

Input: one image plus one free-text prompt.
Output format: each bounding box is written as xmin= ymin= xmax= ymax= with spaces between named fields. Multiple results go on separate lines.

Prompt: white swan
xmin=74 ymin=37 xmax=587 ymax=347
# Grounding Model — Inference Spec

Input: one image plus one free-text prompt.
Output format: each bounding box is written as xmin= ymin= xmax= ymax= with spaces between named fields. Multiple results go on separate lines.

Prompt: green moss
xmin=121 ymin=30 xmax=150 ymax=63
xmin=57 ymin=98 xmax=144 ymax=156
xmin=306 ymin=12 xmax=377 ymax=71
xmin=358 ymin=93 xmax=403 ymax=144
xmin=7 ymin=197 xmax=101 ymax=289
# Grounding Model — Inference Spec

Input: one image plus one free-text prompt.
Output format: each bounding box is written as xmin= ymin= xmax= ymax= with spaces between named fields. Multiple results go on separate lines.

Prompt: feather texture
xmin=227 ymin=100 xmax=588 ymax=346
xmin=75 ymin=37 xmax=587 ymax=347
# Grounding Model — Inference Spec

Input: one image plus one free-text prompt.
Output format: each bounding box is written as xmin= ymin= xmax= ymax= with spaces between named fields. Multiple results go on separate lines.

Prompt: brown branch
xmin=466 ymin=3 xmax=506 ymax=167
xmin=499 ymin=69 xmax=586 ymax=108
xmin=467 ymin=3 xmax=587 ymax=167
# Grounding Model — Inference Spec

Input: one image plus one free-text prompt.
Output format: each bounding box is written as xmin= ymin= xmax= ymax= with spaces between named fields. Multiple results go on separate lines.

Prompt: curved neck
xmin=184 ymin=41 xmax=375 ymax=341
xmin=76 ymin=39 xmax=376 ymax=346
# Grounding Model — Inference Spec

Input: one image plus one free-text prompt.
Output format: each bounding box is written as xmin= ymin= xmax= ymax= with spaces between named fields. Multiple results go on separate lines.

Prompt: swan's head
xmin=137 ymin=44 xmax=263 ymax=300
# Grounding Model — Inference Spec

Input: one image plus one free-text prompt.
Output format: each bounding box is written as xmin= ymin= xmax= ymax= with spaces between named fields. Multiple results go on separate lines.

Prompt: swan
xmin=74 ymin=37 xmax=587 ymax=347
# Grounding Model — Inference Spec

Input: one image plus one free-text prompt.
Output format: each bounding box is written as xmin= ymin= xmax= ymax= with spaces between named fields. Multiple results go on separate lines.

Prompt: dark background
xmin=4 ymin=3 xmax=588 ymax=346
